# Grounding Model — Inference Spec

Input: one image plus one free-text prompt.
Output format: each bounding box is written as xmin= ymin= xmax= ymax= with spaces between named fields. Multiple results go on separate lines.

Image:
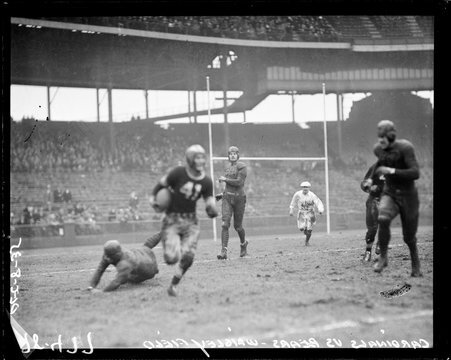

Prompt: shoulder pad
xmin=237 ymin=162 xmax=247 ymax=170
xmin=396 ymin=139 xmax=414 ymax=149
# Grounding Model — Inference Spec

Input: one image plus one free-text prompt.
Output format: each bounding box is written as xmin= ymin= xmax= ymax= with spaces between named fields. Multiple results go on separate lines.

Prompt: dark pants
xmin=365 ymin=195 xmax=379 ymax=247
xmin=221 ymin=193 xmax=246 ymax=248
xmin=377 ymin=188 xmax=421 ymax=274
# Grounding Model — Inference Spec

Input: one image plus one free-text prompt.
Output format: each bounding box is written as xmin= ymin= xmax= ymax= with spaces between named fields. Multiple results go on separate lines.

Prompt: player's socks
xmin=171 ymin=275 xmax=181 ymax=285
xmin=168 ymin=275 xmax=181 ymax=296
xmin=240 ymin=241 xmax=248 ymax=257
xmin=374 ymin=242 xmax=388 ymax=272
xmin=218 ymin=230 xmax=229 ymax=259
xmin=305 ymin=230 xmax=312 ymax=246
xmin=407 ymin=241 xmax=423 ymax=277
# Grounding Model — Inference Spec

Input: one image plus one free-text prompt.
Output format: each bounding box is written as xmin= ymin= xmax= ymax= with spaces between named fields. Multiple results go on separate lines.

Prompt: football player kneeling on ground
xmin=87 ymin=237 xmax=160 ymax=292
xmin=289 ymin=181 xmax=324 ymax=246
xmin=150 ymin=144 xmax=218 ymax=297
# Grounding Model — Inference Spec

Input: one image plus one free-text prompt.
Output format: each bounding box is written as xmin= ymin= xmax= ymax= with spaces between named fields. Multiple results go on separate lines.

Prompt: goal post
xmin=206 ymin=77 xmax=331 ymax=242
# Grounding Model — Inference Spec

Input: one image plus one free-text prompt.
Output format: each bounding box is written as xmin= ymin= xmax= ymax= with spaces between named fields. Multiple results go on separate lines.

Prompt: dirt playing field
xmin=10 ymin=225 xmax=433 ymax=353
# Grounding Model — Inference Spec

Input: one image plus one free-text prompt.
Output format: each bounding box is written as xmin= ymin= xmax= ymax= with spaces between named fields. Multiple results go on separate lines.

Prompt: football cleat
xmin=240 ymin=241 xmax=249 ymax=257
xmin=217 ymin=248 xmax=228 ymax=260
xmin=374 ymin=257 xmax=388 ymax=273
xmin=167 ymin=284 xmax=177 ymax=297
xmin=363 ymin=251 xmax=371 ymax=262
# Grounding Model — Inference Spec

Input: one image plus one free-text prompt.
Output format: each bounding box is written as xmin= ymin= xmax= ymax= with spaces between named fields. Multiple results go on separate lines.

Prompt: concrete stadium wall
xmin=13 ymin=211 xmax=432 ymax=250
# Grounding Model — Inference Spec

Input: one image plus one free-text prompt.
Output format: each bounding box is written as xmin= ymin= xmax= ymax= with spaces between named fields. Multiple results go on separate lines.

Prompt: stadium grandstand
xmin=9 ymin=15 xmax=433 ymax=246
xmin=25 ymin=16 xmax=433 ymax=42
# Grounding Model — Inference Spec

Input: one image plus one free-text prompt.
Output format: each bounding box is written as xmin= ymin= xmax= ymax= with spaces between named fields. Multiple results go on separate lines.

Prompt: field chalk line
xmin=21 ymin=241 xmax=431 ymax=277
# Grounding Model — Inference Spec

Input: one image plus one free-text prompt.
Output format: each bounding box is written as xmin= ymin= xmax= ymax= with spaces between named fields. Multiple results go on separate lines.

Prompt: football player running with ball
xmin=289 ymin=181 xmax=324 ymax=246
xmin=372 ymin=120 xmax=422 ymax=277
xmin=216 ymin=146 xmax=249 ymax=260
xmin=150 ymin=144 xmax=218 ymax=296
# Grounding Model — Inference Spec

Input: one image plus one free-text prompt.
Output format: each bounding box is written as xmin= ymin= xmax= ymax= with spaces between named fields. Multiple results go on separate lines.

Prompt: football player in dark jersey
xmin=372 ymin=120 xmax=422 ymax=277
xmin=150 ymin=144 xmax=218 ymax=296
xmin=216 ymin=146 xmax=249 ymax=260
xmin=87 ymin=239 xmax=159 ymax=292
xmin=360 ymin=162 xmax=385 ymax=262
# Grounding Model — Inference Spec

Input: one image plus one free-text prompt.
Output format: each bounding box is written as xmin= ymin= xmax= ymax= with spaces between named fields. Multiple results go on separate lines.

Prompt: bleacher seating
xmin=31 ymin=16 xmax=433 ymax=43
xmin=10 ymin=115 xmax=433 ymax=234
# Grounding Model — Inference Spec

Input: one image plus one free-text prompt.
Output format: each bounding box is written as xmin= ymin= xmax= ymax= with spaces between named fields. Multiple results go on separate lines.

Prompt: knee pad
xmin=164 ymin=252 xmax=179 ymax=265
xmin=180 ymin=252 xmax=195 ymax=271
xmin=222 ymin=220 xmax=231 ymax=229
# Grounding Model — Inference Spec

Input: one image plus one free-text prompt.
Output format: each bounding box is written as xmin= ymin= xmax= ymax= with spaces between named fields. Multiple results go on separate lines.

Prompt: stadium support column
xmin=291 ymin=92 xmax=296 ymax=123
xmin=221 ymin=54 xmax=230 ymax=150
xmin=193 ymin=72 xmax=198 ymax=124
xmin=144 ymin=89 xmax=149 ymax=120
xmin=47 ymin=85 xmax=51 ymax=121
xmin=96 ymin=88 xmax=100 ymax=123
xmin=188 ymin=90 xmax=192 ymax=123
xmin=336 ymin=93 xmax=343 ymax=160
xmin=193 ymin=90 xmax=198 ymax=124
xmin=107 ymin=86 xmax=116 ymax=155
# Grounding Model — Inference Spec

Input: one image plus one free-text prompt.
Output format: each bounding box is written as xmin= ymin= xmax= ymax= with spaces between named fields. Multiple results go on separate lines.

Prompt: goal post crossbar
xmin=212 ymin=157 xmax=326 ymax=161
xmin=210 ymin=155 xmax=331 ymax=240
xmin=206 ymin=77 xmax=331 ymax=242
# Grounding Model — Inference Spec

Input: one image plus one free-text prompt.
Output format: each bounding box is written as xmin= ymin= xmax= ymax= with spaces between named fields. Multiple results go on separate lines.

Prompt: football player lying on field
xmin=86 ymin=235 xmax=161 ymax=292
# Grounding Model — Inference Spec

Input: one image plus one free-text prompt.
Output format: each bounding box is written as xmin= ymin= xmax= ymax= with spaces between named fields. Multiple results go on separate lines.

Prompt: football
xmin=154 ymin=188 xmax=172 ymax=212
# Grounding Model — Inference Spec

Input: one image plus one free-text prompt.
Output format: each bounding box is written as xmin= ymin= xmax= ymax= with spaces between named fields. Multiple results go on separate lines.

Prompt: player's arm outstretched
xmin=102 ymin=261 xmax=132 ymax=292
xmin=88 ymin=256 xmax=110 ymax=291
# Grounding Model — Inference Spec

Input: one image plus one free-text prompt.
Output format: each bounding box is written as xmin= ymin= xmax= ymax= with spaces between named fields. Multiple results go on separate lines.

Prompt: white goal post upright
xmin=206 ymin=76 xmax=218 ymax=242
xmin=322 ymin=83 xmax=331 ymax=234
xmin=206 ymin=77 xmax=331 ymax=242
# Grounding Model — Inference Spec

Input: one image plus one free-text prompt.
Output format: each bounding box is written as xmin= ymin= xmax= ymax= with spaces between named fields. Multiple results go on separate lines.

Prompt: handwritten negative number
xmin=179 ymin=182 xmax=202 ymax=200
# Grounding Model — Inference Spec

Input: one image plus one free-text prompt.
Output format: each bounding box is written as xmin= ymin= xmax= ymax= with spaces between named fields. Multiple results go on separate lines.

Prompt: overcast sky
xmin=10 ymin=85 xmax=433 ymax=126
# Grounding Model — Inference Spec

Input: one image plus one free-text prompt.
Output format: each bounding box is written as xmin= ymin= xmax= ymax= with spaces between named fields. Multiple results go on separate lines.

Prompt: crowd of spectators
xmin=40 ymin=16 xmax=433 ymax=42
xmin=46 ymin=16 xmax=343 ymax=42
xmin=10 ymin=201 xmax=102 ymax=237
xmin=10 ymin=120 xmax=188 ymax=173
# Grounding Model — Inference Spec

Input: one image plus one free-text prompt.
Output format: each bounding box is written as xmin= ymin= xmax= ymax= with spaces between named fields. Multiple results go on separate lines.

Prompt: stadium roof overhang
xmin=11 ymin=18 xmax=433 ymax=91
xmin=9 ymin=17 xmax=433 ymax=121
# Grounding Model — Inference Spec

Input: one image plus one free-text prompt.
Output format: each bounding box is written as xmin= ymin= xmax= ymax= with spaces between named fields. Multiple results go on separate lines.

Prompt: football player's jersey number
xmin=179 ymin=181 xmax=202 ymax=200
